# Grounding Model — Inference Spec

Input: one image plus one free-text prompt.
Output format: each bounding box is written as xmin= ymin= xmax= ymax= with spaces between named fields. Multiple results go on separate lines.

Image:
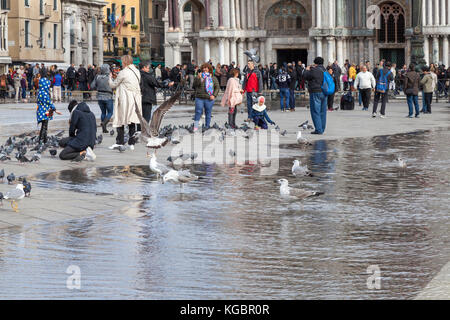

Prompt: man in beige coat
xmin=108 ymin=55 xmax=143 ymax=151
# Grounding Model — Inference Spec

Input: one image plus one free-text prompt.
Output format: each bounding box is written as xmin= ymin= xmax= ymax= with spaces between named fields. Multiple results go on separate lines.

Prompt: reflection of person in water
xmin=59 ymin=101 xmax=97 ymax=161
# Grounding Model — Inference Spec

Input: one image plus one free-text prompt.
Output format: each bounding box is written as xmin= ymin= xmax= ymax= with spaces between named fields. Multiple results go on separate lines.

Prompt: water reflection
xmin=0 ymin=129 xmax=449 ymax=299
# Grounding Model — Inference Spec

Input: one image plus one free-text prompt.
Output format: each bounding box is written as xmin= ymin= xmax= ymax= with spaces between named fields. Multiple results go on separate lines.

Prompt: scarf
xmin=202 ymin=72 xmax=214 ymax=96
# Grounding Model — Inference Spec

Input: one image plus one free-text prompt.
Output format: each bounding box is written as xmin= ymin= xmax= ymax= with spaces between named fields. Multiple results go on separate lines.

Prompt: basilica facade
xmin=163 ymin=0 xmax=450 ymax=68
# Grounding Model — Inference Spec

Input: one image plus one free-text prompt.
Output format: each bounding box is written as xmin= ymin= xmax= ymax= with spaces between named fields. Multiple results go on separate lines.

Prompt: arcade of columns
xmin=164 ymin=0 xmax=450 ymax=68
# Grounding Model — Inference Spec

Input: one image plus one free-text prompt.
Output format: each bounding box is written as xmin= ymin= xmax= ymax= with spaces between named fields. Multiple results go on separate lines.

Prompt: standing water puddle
xmin=0 ymin=129 xmax=449 ymax=299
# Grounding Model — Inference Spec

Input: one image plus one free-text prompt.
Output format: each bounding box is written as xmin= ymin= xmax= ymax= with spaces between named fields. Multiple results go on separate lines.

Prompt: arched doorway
xmin=179 ymin=0 xmax=205 ymax=33
xmin=377 ymin=1 xmax=406 ymax=67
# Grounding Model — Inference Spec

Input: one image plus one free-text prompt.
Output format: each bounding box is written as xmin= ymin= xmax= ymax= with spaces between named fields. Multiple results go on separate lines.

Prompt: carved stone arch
xmin=376 ymin=1 xmax=406 ymax=43
xmin=179 ymin=0 xmax=206 ymax=32
xmin=261 ymin=0 xmax=311 ymax=36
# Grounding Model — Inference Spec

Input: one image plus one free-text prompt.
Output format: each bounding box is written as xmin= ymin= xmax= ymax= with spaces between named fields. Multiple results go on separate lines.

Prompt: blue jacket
xmin=53 ymin=73 xmax=62 ymax=86
xmin=251 ymin=108 xmax=274 ymax=124
xmin=36 ymin=78 xmax=56 ymax=123
xmin=67 ymin=102 xmax=97 ymax=151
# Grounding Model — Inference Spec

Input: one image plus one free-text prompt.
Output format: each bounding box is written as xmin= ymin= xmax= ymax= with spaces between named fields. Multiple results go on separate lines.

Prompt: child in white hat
xmin=252 ymin=96 xmax=275 ymax=130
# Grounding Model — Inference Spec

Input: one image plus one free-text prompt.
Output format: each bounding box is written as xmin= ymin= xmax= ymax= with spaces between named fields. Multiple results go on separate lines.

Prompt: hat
xmin=252 ymin=96 xmax=266 ymax=112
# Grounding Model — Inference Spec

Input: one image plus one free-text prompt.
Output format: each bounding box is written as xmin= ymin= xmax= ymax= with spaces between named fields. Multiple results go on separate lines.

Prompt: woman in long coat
xmin=221 ymin=68 xmax=243 ymax=128
xmin=108 ymin=55 xmax=142 ymax=151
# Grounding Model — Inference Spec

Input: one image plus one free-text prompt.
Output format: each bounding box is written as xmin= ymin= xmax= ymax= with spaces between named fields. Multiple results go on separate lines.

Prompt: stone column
xmin=240 ymin=0 xmax=247 ymax=29
xmin=218 ymin=38 xmax=225 ymax=64
xmin=406 ymin=37 xmax=411 ymax=66
xmin=204 ymin=38 xmax=211 ymax=62
xmin=254 ymin=0 xmax=259 ymax=28
xmin=316 ymin=37 xmax=323 ymax=58
xmin=247 ymin=0 xmax=253 ymax=29
xmin=238 ymin=39 xmax=245 ymax=68
xmin=173 ymin=0 xmax=180 ymax=30
xmin=3 ymin=14 xmax=7 ymax=52
xmin=422 ymin=0 xmax=426 ymax=26
xmin=230 ymin=0 xmax=236 ymax=29
xmin=87 ymin=16 xmax=93 ymax=66
xmin=328 ymin=0 xmax=334 ymax=28
xmin=358 ymin=37 xmax=364 ymax=63
xmin=336 ymin=0 xmax=343 ymax=27
xmin=368 ymin=39 xmax=374 ymax=65
xmin=230 ymin=38 xmax=237 ymax=64
xmin=205 ymin=0 xmax=211 ymax=29
xmin=432 ymin=35 xmax=439 ymax=63
xmin=265 ymin=38 xmax=272 ymax=64
xmin=235 ymin=0 xmax=241 ymax=29
xmin=248 ymin=38 xmax=255 ymax=50
xmin=259 ymin=39 xmax=266 ymax=65
xmin=443 ymin=36 xmax=449 ymax=68
xmin=424 ymin=35 xmax=430 ymax=64
xmin=312 ymin=0 xmax=316 ymax=27
xmin=223 ymin=0 xmax=231 ymax=29
xmin=168 ymin=0 xmax=173 ymax=31
xmin=441 ymin=0 xmax=446 ymax=26
xmin=448 ymin=0 xmax=450 ymax=26
xmin=63 ymin=11 xmax=71 ymax=64
xmin=173 ymin=43 xmax=181 ymax=65
xmin=327 ymin=37 xmax=335 ymax=65
xmin=427 ymin=0 xmax=432 ymax=26
xmin=337 ymin=37 xmax=343 ymax=66
xmin=316 ymin=0 xmax=322 ymax=28
xmin=434 ymin=0 xmax=440 ymax=26
xmin=218 ymin=0 xmax=224 ymax=28
xmin=75 ymin=13 xmax=82 ymax=65
xmin=342 ymin=38 xmax=347 ymax=62
xmin=98 ymin=15 xmax=104 ymax=65
xmin=224 ymin=38 xmax=230 ymax=64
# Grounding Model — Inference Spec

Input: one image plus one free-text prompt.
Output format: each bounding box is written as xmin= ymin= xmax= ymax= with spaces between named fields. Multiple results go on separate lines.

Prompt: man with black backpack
xmin=304 ymin=57 xmax=329 ymax=135
xmin=372 ymin=61 xmax=394 ymax=118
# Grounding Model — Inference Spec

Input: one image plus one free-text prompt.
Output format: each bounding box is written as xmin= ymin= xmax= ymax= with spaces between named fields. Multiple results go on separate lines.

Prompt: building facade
xmin=140 ymin=0 xmax=166 ymax=62
xmin=164 ymin=0 xmax=450 ymax=68
xmin=8 ymin=0 xmax=64 ymax=66
xmin=103 ymin=0 xmax=141 ymax=58
xmin=0 ymin=0 xmax=11 ymax=73
xmin=62 ymin=0 xmax=106 ymax=67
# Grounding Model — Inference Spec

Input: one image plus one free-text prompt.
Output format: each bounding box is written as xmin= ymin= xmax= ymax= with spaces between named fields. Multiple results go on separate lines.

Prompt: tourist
xmin=348 ymin=63 xmax=357 ymax=90
xmin=52 ymin=70 xmax=63 ymax=103
xmin=372 ymin=61 xmax=394 ymax=118
xmin=420 ymin=66 xmax=434 ymax=114
xmin=40 ymin=63 xmax=48 ymax=79
xmin=326 ymin=66 xmax=339 ymax=112
xmin=77 ymin=64 xmax=88 ymax=99
xmin=36 ymin=77 xmax=62 ymax=144
xmin=13 ymin=68 xmax=21 ymax=103
xmin=221 ymin=68 xmax=243 ymax=129
xmin=332 ymin=60 xmax=342 ymax=91
xmin=288 ymin=65 xmax=297 ymax=111
xmin=59 ymin=101 xmax=97 ymax=162
xmin=20 ymin=73 xmax=28 ymax=103
xmin=155 ymin=64 xmax=162 ymax=80
xmin=276 ymin=66 xmax=291 ymax=112
xmin=66 ymin=64 xmax=77 ymax=91
xmin=269 ymin=63 xmax=278 ymax=90
xmin=304 ymin=57 xmax=328 ymax=135
xmin=354 ymin=65 xmax=376 ymax=111
xmin=403 ymin=64 xmax=421 ymax=118
xmin=187 ymin=60 xmax=196 ymax=89
xmin=193 ymin=63 xmax=220 ymax=132
xmin=219 ymin=65 xmax=228 ymax=91
xmin=91 ymin=64 xmax=114 ymax=133
xmin=108 ymin=55 xmax=142 ymax=151
xmin=170 ymin=64 xmax=182 ymax=85
xmin=252 ymin=96 xmax=275 ymax=130
xmin=243 ymin=60 xmax=263 ymax=122
xmin=296 ymin=61 xmax=305 ymax=90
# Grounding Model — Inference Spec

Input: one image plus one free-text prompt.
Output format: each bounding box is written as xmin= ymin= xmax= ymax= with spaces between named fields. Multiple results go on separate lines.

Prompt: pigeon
xmin=49 ymin=149 xmax=58 ymax=157
xmin=149 ymin=153 xmax=172 ymax=179
xmin=22 ymin=179 xmax=32 ymax=197
xmin=396 ymin=157 xmax=407 ymax=169
xmin=277 ymin=179 xmax=324 ymax=200
xmin=244 ymin=48 xmax=260 ymax=63
xmin=280 ymin=130 xmax=287 ymax=136
xmin=2 ymin=183 xmax=25 ymax=212
xmin=31 ymin=153 xmax=41 ymax=162
xmin=292 ymin=160 xmax=314 ymax=177
xmin=229 ymin=149 xmax=236 ymax=157
xmin=0 ymin=192 xmax=3 ymax=205
xmin=96 ymin=135 xmax=103 ymax=145
xmin=0 ymin=154 xmax=11 ymax=161
xmin=55 ymin=130 xmax=65 ymax=137
xmin=299 ymin=120 xmax=310 ymax=130
xmin=7 ymin=173 xmax=15 ymax=184
xmin=16 ymin=153 xmax=31 ymax=163
xmin=296 ymin=131 xmax=312 ymax=146
xmin=163 ymin=169 xmax=199 ymax=189
xmin=110 ymin=130 xmax=115 ymax=136
xmin=0 ymin=168 xmax=4 ymax=181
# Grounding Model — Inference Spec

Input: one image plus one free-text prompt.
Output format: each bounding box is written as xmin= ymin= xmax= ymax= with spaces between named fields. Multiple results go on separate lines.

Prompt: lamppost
xmin=410 ymin=0 xmax=426 ymax=71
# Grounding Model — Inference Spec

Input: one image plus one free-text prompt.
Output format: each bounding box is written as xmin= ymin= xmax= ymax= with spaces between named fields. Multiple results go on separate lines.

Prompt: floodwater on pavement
xmin=0 ymin=129 xmax=449 ymax=299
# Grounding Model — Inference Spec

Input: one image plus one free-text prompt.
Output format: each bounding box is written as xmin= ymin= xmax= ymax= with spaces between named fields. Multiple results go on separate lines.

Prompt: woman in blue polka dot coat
xmin=36 ymin=77 xmax=61 ymax=143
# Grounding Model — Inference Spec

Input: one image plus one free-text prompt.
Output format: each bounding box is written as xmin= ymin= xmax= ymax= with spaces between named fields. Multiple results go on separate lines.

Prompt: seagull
xmin=163 ymin=169 xmax=199 ymax=189
xmin=2 ymin=183 xmax=25 ymax=212
xmin=277 ymin=179 xmax=324 ymax=200
xmin=292 ymin=160 xmax=314 ymax=177
xmin=135 ymin=82 xmax=184 ymax=149
xmin=396 ymin=157 xmax=407 ymax=169
xmin=244 ymin=48 xmax=260 ymax=63
xmin=149 ymin=153 xmax=172 ymax=179
xmin=297 ymin=131 xmax=312 ymax=146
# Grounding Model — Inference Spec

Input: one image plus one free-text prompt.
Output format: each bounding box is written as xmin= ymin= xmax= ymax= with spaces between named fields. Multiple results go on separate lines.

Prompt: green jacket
xmin=193 ymin=75 xmax=220 ymax=100
xmin=420 ymin=74 xmax=434 ymax=93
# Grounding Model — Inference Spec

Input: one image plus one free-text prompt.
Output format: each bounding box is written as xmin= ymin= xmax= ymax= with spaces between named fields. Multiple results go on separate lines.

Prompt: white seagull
xmin=2 ymin=183 xmax=25 ymax=212
xmin=396 ymin=157 xmax=407 ymax=169
xmin=297 ymin=131 xmax=312 ymax=146
xmin=148 ymin=153 xmax=172 ymax=179
xmin=292 ymin=160 xmax=314 ymax=177
xmin=277 ymin=179 xmax=324 ymax=200
xmin=163 ymin=169 xmax=199 ymax=189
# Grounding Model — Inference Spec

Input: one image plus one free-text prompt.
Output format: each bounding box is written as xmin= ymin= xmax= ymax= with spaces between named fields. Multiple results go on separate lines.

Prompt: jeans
xmin=289 ymin=88 xmax=295 ymax=109
xmin=98 ymin=99 xmax=114 ymax=122
xmin=309 ymin=92 xmax=328 ymax=134
xmin=194 ymin=98 xmax=214 ymax=128
xmin=246 ymin=92 xmax=254 ymax=118
xmin=423 ymin=92 xmax=433 ymax=113
xmin=280 ymin=88 xmax=290 ymax=110
xmin=270 ymin=77 xmax=278 ymax=90
xmin=372 ymin=91 xmax=389 ymax=115
xmin=358 ymin=89 xmax=363 ymax=105
xmin=406 ymin=95 xmax=420 ymax=117
xmin=21 ymin=88 xmax=27 ymax=99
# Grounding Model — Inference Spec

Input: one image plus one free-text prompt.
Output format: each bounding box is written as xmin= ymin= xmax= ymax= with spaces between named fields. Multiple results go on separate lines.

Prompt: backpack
xmin=322 ymin=71 xmax=335 ymax=96
xmin=376 ymin=69 xmax=391 ymax=93
xmin=340 ymin=92 xmax=355 ymax=110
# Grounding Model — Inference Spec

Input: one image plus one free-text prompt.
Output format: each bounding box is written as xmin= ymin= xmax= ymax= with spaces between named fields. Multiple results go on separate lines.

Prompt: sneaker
xmin=372 ymin=112 xmax=377 ymax=118
xmin=109 ymin=144 xmax=122 ymax=150
xmin=407 ymin=115 xmax=413 ymax=118
xmin=85 ymin=147 xmax=96 ymax=161
xmin=415 ymin=115 xmax=420 ymax=118
xmin=193 ymin=127 xmax=199 ymax=132
xmin=201 ymin=114 xmax=205 ymax=119
xmin=380 ymin=115 xmax=386 ymax=119
xmin=129 ymin=144 xmax=135 ymax=151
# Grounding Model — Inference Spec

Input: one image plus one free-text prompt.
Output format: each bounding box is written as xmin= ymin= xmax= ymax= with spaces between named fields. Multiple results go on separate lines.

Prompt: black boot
xmin=228 ymin=112 xmax=233 ymax=128
xmin=231 ymin=108 xmax=237 ymax=128
xmin=101 ymin=119 xmax=110 ymax=133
